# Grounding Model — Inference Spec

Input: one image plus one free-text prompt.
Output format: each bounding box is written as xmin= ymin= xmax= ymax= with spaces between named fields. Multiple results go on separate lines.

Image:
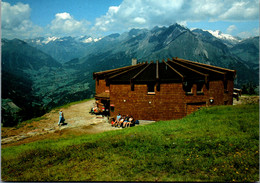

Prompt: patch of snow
xmin=42 ymin=37 xmax=60 ymax=44
xmin=82 ymin=37 xmax=93 ymax=43
xmin=36 ymin=40 xmax=41 ymax=44
xmin=206 ymin=30 xmax=239 ymax=42
xmin=81 ymin=37 xmax=102 ymax=43
xmin=94 ymin=38 xmax=102 ymax=42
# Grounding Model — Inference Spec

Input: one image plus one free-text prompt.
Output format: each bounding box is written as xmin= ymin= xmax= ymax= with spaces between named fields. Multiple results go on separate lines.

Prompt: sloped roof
xmin=93 ymin=57 xmax=236 ymax=84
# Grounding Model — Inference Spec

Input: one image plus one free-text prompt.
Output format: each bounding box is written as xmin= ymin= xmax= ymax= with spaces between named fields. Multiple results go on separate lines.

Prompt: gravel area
xmin=1 ymin=99 xmax=155 ymax=147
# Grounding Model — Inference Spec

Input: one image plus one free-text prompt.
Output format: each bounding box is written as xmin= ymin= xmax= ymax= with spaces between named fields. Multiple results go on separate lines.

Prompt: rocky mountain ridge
xmin=2 ymin=23 xmax=259 ymax=126
xmin=23 ymin=25 xmax=251 ymax=64
xmin=24 ymin=36 xmax=95 ymax=63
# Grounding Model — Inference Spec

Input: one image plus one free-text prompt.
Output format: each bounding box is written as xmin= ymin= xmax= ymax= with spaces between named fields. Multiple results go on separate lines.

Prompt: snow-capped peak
xmin=206 ymin=30 xmax=238 ymax=42
xmin=42 ymin=37 xmax=60 ymax=44
xmin=81 ymin=37 xmax=102 ymax=43
xmin=82 ymin=37 xmax=94 ymax=43
xmin=26 ymin=36 xmax=102 ymax=45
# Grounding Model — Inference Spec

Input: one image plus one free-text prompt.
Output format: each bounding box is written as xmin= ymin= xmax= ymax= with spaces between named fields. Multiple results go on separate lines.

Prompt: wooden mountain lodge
xmin=93 ymin=57 xmax=236 ymax=121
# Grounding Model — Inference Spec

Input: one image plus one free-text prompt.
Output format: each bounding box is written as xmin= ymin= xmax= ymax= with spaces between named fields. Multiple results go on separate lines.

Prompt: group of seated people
xmin=90 ymin=106 xmax=100 ymax=114
xmin=111 ymin=114 xmax=136 ymax=128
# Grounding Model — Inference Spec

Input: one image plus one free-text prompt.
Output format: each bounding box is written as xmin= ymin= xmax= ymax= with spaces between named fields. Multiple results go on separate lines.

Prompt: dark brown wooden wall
xmin=108 ymin=80 xmax=234 ymax=121
xmin=95 ymin=79 xmax=109 ymax=95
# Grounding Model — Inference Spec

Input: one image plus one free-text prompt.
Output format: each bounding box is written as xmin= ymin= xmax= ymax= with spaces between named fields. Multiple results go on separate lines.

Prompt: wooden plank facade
xmin=93 ymin=57 xmax=236 ymax=121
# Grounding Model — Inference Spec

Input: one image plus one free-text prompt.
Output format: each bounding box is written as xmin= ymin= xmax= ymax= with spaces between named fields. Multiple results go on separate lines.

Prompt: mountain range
xmin=2 ymin=23 xmax=259 ymax=126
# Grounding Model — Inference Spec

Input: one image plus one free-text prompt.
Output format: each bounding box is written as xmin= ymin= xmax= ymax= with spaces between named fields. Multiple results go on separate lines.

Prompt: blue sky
xmin=1 ymin=0 xmax=259 ymax=39
xmin=4 ymin=0 xmax=122 ymax=27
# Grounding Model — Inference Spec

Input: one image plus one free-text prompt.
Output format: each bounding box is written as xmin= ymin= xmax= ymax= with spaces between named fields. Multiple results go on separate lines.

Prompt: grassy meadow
xmin=1 ymin=104 xmax=259 ymax=182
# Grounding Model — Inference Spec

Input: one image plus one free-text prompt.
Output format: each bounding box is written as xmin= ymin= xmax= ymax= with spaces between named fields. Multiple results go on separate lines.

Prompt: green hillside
xmin=2 ymin=104 xmax=259 ymax=182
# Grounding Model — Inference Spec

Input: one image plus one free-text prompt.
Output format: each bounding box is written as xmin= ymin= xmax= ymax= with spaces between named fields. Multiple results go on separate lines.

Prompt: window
xmin=224 ymin=80 xmax=228 ymax=93
xmin=147 ymin=83 xmax=155 ymax=94
xmin=196 ymin=82 xmax=204 ymax=94
xmin=183 ymin=81 xmax=193 ymax=95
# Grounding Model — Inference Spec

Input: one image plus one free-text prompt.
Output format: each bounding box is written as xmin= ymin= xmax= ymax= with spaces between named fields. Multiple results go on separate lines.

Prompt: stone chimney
xmin=132 ymin=58 xmax=137 ymax=65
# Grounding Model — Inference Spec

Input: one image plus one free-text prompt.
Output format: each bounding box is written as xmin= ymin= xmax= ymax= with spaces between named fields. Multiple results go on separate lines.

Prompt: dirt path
xmin=233 ymin=95 xmax=259 ymax=105
xmin=2 ymin=96 xmax=258 ymax=148
xmin=1 ymin=99 xmax=123 ymax=147
xmin=2 ymin=99 xmax=156 ymax=148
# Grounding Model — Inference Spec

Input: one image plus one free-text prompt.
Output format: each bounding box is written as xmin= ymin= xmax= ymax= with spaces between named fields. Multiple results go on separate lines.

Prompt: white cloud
xmin=93 ymin=0 xmax=186 ymax=32
xmin=227 ymin=25 xmax=237 ymax=34
xmin=1 ymin=0 xmax=258 ymax=39
xmin=134 ymin=17 xmax=146 ymax=24
xmin=1 ymin=2 xmax=91 ymax=39
xmin=219 ymin=1 xmax=259 ymax=21
xmin=93 ymin=0 xmax=259 ymax=33
xmin=48 ymin=12 xmax=90 ymax=36
xmin=55 ymin=12 xmax=72 ymax=20
xmin=108 ymin=6 xmax=120 ymax=15
xmin=1 ymin=2 xmax=43 ymax=39
xmin=1 ymin=1 xmax=44 ymax=38
xmin=1 ymin=1 xmax=31 ymax=30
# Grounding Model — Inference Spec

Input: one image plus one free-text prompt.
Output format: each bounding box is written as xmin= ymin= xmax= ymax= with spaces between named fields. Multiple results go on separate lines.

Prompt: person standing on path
xmin=58 ymin=110 xmax=64 ymax=126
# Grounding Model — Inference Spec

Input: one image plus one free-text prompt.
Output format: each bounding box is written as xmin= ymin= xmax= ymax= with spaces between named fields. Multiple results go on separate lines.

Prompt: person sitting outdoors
xmin=126 ymin=116 xmax=135 ymax=127
xmin=115 ymin=113 xmax=121 ymax=123
xmin=113 ymin=114 xmax=121 ymax=127
xmin=111 ymin=118 xmax=116 ymax=127
xmin=117 ymin=115 xmax=125 ymax=128
xmin=93 ymin=106 xmax=100 ymax=114
xmin=123 ymin=114 xmax=130 ymax=128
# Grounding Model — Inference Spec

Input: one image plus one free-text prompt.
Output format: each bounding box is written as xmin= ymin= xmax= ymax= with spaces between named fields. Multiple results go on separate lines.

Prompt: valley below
xmin=1 ymin=24 xmax=259 ymax=126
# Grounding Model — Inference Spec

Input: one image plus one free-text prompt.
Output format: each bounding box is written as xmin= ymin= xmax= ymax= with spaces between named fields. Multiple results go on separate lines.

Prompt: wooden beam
xmin=156 ymin=60 xmax=159 ymax=80
xmin=101 ymin=65 xmax=142 ymax=79
xmin=93 ymin=64 xmax=143 ymax=79
xmin=156 ymin=60 xmax=160 ymax=91
xmin=163 ymin=60 xmax=184 ymax=80
xmin=131 ymin=81 xmax=135 ymax=91
xmin=131 ymin=62 xmax=152 ymax=80
xmin=172 ymin=57 xmax=236 ymax=73
xmin=108 ymin=63 xmax=146 ymax=80
xmin=168 ymin=58 xmax=208 ymax=82
xmin=172 ymin=57 xmax=226 ymax=75
xmin=129 ymin=62 xmax=152 ymax=91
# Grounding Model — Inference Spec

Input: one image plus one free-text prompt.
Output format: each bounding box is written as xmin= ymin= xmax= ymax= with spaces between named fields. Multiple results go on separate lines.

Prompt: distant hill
xmin=2 ymin=38 xmax=61 ymax=71
xmin=67 ymin=24 xmax=258 ymax=85
xmin=2 ymin=39 xmax=62 ymax=125
xmin=230 ymin=36 xmax=259 ymax=72
xmin=24 ymin=36 xmax=95 ymax=63
xmin=2 ymin=23 xmax=259 ymax=126
xmin=1 ymin=39 xmax=94 ymax=126
xmin=24 ymin=25 xmax=259 ymax=83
